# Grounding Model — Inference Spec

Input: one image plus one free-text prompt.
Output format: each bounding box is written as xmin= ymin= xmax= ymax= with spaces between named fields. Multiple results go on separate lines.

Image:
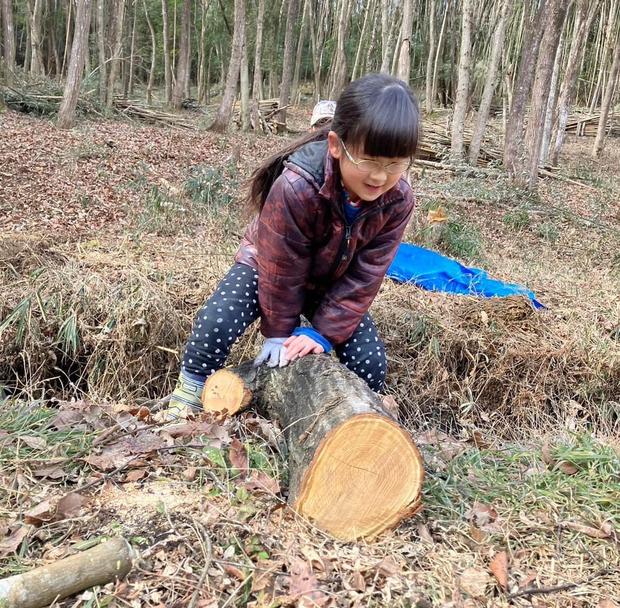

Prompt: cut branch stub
xmin=202 ymin=356 xmax=424 ymax=541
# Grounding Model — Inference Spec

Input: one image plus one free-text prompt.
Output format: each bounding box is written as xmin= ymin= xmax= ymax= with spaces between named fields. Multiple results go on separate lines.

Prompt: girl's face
xmin=327 ymin=131 xmax=410 ymax=202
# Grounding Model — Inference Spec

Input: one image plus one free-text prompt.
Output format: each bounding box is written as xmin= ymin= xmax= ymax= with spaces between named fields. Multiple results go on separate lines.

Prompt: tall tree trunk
xmin=143 ymin=0 xmax=156 ymax=104
xmin=240 ymin=39 xmax=250 ymax=130
xmin=251 ymin=0 xmax=265 ymax=127
xmin=523 ymin=0 xmax=569 ymax=189
xmin=593 ymin=42 xmax=620 ymax=156
xmin=363 ymin=4 xmax=379 ymax=73
xmin=397 ymin=0 xmax=413 ymax=83
xmin=469 ymin=0 xmax=509 ymax=164
xmin=503 ymin=1 xmax=547 ymax=178
xmin=106 ymin=0 xmax=126 ymax=106
xmin=197 ymin=0 xmax=207 ymax=103
xmin=431 ymin=0 xmax=450 ymax=109
xmin=210 ymin=0 xmax=245 ymax=132
xmin=588 ymin=0 xmax=618 ymax=112
xmin=352 ymin=0 xmax=375 ymax=81
xmin=61 ymin=0 xmax=73 ymax=77
xmin=162 ymin=0 xmax=172 ymax=103
xmin=380 ymin=2 xmax=398 ymax=74
xmin=172 ymin=0 xmax=191 ymax=108
xmin=330 ymin=0 xmax=352 ymax=97
xmin=96 ymin=0 xmax=107 ymax=102
xmin=540 ymin=25 xmax=564 ymax=165
xmin=58 ymin=0 xmax=92 ymax=129
xmin=291 ymin=0 xmax=308 ymax=104
xmin=27 ymin=0 xmax=45 ymax=75
xmin=425 ymin=0 xmax=436 ymax=112
xmin=551 ymin=0 xmax=599 ymax=164
xmin=278 ymin=0 xmax=300 ymax=125
xmin=127 ymin=0 xmax=137 ymax=97
xmin=306 ymin=0 xmax=320 ymax=99
xmin=1 ymin=0 xmax=16 ymax=84
xmin=450 ymin=0 xmax=474 ymax=162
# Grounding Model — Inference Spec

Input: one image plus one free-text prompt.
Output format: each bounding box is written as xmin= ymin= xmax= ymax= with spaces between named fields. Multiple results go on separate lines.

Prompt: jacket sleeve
xmin=311 ymin=194 xmax=415 ymax=344
xmin=256 ymin=173 xmax=313 ymax=338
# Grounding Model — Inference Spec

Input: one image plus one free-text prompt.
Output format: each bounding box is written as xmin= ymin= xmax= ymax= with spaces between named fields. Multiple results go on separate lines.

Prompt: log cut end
xmin=202 ymin=369 xmax=251 ymax=415
xmin=295 ymin=414 xmax=424 ymax=541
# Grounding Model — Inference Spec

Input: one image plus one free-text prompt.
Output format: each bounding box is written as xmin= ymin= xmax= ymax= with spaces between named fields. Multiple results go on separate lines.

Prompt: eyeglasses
xmin=339 ymin=139 xmax=411 ymax=175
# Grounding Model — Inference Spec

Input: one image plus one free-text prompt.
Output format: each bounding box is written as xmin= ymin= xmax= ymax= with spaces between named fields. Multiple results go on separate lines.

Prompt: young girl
xmin=168 ymin=73 xmax=419 ymax=415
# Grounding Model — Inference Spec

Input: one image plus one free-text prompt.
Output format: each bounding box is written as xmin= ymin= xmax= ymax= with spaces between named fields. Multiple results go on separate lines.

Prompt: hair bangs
xmin=350 ymin=86 xmax=419 ymax=159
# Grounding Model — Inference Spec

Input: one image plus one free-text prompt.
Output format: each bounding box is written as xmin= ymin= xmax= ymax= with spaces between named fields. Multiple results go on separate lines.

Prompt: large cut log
xmin=202 ymin=356 xmax=424 ymax=541
xmin=0 ymin=537 xmax=134 ymax=608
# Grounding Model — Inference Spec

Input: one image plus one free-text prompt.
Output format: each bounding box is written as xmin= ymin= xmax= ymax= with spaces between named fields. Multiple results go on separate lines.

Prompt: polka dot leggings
xmin=182 ymin=263 xmax=388 ymax=392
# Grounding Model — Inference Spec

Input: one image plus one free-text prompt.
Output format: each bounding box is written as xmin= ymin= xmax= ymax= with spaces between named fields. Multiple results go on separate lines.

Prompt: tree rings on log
xmin=201 ymin=368 xmax=252 ymax=415
xmin=294 ymin=413 xmax=423 ymax=540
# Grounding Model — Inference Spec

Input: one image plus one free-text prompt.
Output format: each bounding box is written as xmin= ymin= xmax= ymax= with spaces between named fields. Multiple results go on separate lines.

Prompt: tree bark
xmin=450 ymin=0 xmax=474 ymax=162
xmin=277 ymin=0 xmax=300 ymax=125
xmin=172 ymin=0 xmax=191 ymax=108
xmin=593 ymin=42 xmax=620 ymax=156
xmin=425 ymin=0 xmax=436 ymax=112
xmin=96 ymin=0 xmax=107 ymax=102
xmin=143 ymin=0 xmax=156 ymax=104
xmin=503 ymin=1 xmax=548 ymax=178
xmin=1 ymin=0 xmax=16 ymax=84
xmin=431 ymin=0 xmax=450 ymax=108
xmin=351 ymin=0 xmax=375 ymax=81
xmin=330 ymin=0 xmax=352 ymax=97
xmin=551 ymin=0 xmax=599 ymax=164
xmin=540 ymin=26 xmax=564 ymax=165
xmin=162 ymin=0 xmax=172 ymax=103
xmin=523 ymin=0 xmax=569 ymax=189
xmin=240 ymin=39 xmax=250 ymax=130
xmin=58 ymin=0 xmax=92 ymax=129
xmin=27 ymin=0 xmax=45 ymax=75
xmin=197 ymin=0 xmax=207 ymax=103
xmin=106 ymin=0 xmax=126 ymax=107
xmin=209 ymin=0 xmax=245 ymax=132
xmin=127 ymin=0 xmax=137 ymax=97
xmin=0 ymin=538 xmax=134 ymax=608
xmin=202 ymin=357 xmax=424 ymax=541
xmin=291 ymin=0 xmax=308 ymax=104
xmin=251 ymin=0 xmax=265 ymax=128
xmin=468 ymin=0 xmax=509 ymax=164
xmin=397 ymin=0 xmax=413 ymax=83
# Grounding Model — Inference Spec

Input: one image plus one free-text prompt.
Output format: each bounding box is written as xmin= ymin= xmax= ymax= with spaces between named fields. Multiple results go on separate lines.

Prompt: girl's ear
xmin=327 ymin=131 xmax=342 ymax=160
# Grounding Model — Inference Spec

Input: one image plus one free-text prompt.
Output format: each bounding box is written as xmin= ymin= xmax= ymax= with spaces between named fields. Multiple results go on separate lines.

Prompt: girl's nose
xmin=368 ymin=165 xmax=388 ymax=181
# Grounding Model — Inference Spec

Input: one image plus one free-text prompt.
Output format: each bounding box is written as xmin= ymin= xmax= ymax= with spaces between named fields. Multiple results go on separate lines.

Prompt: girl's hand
xmin=284 ymin=335 xmax=325 ymax=360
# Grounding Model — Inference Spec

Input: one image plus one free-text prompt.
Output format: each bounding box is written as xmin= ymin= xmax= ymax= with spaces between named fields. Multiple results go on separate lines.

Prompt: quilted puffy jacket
xmin=234 ymin=139 xmax=415 ymax=345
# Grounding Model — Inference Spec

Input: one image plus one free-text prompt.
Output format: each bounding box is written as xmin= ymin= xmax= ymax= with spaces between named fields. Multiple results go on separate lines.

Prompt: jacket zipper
xmin=327 ymin=199 xmax=398 ymax=280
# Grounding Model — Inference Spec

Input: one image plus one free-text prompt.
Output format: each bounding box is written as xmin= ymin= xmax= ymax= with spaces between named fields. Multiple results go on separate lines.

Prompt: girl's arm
xmin=255 ymin=173 xmax=313 ymax=338
xmin=311 ymin=197 xmax=414 ymax=345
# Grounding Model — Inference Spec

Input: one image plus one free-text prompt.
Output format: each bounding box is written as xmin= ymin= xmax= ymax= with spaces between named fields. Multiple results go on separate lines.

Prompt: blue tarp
xmin=387 ymin=243 xmax=545 ymax=309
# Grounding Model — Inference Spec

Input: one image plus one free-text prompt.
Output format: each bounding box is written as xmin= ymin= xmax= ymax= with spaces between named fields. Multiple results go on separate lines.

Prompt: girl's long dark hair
xmin=247 ymin=74 xmax=420 ymax=212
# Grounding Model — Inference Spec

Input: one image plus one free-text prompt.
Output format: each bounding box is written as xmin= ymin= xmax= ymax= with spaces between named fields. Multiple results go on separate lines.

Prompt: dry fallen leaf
xmin=229 ymin=438 xmax=249 ymax=475
xmin=489 ymin=550 xmax=508 ymax=591
xmin=223 ymin=564 xmax=246 ymax=581
xmin=240 ymin=471 xmax=280 ymax=495
xmin=562 ymin=520 xmax=612 ymax=539
xmin=374 ymin=555 xmax=401 ymax=578
xmin=598 ymin=599 xmax=619 ymax=608
xmin=0 ymin=525 xmax=30 ymax=557
xmin=459 ymin=567 xmax=491 ymax=598
xmin=56 ymin=492 xmax=87 ymax=520
xmin=350 ymin=570 xmax=366 ymax=592
xmin=123 ymin=469 xmax=147 ymax=483
xmin=20 ymin=435 xmax=47 ymax=450
xmin=289 ymin=558 xmax=329 ymax=607
xmin=33 ymin=464 xmax=66 ymax=479
xmin=466 ymin=502 xmax=498 ymax=528
xmin=427 ymin=206 xmax=449 ymax=224
xmin=558 ymin=461 xmax=579 ymax=475
xmin=24 ymin=500 xmax=55 ymax=525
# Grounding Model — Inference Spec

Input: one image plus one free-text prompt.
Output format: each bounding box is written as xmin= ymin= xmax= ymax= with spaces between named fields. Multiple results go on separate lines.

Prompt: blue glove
xmin=254 ymin=337 xmax=289 ymax=368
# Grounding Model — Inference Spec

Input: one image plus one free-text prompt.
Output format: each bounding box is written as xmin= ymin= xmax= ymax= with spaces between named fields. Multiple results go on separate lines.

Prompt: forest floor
xmin=0 ymin=106 xmax=619 ymax=608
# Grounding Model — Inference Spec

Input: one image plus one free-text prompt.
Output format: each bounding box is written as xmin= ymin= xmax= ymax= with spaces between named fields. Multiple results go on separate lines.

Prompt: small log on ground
xmin=202 ymin=356 xmax=424 ymax=541
xmin=0 ymin=537 xmax=134 ymax=608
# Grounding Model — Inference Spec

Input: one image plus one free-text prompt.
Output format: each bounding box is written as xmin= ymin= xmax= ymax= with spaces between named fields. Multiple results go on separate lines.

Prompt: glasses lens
xmin=385 ymin=161 xmax=411 ymax=174
xmin=356 ymin=160 xmax=382 ymax=173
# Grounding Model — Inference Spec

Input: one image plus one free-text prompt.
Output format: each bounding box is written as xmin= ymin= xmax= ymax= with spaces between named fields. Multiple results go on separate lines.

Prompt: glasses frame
xmin=339 ymin=139 xmax=412 ymax=175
